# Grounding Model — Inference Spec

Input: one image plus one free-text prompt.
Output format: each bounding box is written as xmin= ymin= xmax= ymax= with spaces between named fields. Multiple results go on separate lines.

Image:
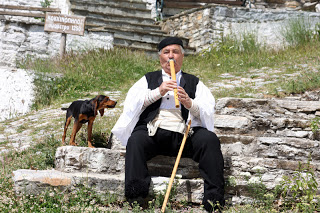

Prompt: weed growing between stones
xmin=40 ymin=0 xmax=52 ymax=8
xmin=7 ymin=186 xmax=120 ymax=212
xmin=246 ymin=173 xmax=275 ymax=210
xmin=277 ymin=159 xmax=319 ymax=212
xmin=242 ymin=158 xmax=320 ymax=212
xmin=311 ymin=116 xmax=320 ymax=140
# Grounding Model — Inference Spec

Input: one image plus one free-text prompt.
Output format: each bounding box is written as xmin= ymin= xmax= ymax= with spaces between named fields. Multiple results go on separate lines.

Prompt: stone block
xmin=12 ymin=169 xmax=204 ymax=203
xmin=215 ymin=114 xmax=251 ymax=129
xmin=55 ymin=146 xmax=200 ymax=179
xmin=275 ymin=100 xmax=320 ymax=113
xmin=55 ymin=146 xmax=125 ymax=174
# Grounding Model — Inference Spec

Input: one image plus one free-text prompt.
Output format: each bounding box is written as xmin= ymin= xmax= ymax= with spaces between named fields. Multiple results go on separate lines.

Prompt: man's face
xmin=159 ymin=44 xmax=184 ymax=75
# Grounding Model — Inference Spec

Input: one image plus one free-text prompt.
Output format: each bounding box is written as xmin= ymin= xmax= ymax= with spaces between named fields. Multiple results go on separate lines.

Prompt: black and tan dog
xmin=61 ymin=95 xmax=117 ymax=148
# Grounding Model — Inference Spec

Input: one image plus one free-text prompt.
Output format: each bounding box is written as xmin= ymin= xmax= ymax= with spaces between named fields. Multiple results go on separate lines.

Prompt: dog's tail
xmin=61 ymin=107 xmax=68 ymax=110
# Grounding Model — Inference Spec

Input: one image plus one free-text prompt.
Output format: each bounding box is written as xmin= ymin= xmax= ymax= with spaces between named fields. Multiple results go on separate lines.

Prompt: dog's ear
xmin=99 ymin=109 xmax=104 ymax=117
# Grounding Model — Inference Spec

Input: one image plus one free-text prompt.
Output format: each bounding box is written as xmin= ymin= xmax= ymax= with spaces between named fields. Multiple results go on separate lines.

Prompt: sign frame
xmin=44 ymin=13 xmax=86 ymax=36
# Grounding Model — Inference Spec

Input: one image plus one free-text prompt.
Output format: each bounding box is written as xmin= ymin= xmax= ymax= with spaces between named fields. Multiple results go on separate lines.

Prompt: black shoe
xmin=127 ymin=196 xmax=149 ymax=209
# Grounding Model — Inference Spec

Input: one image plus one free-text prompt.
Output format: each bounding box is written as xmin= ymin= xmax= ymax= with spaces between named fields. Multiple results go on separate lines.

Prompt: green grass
xmin=3 ymin=19 xmax=320 ymax=212
xmin=20 ymin=25 xmax=320 ymax=109
xmin=21 ymin=48 xmax=159 ymax=109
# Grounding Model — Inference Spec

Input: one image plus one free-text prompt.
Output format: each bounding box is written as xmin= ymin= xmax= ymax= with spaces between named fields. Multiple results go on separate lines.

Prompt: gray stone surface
xmin=13 ymin=168 xmax=205 ymax=203
xmin=0 ymin=67 xmax=34 ymax=121
xmin=55 ymin=146 xmax=126 ymax=174
xmin=161 ymin=5 xmax=320 ymax=52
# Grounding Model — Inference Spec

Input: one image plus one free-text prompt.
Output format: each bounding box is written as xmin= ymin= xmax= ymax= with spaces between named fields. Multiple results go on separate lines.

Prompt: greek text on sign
xmin=44 ymin=13 xmax=86 ymax=36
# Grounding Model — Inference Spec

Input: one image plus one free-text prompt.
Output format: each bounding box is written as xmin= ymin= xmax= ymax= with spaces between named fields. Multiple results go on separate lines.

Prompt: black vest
xmin=135 ymin=70 xmax=199 ymax=127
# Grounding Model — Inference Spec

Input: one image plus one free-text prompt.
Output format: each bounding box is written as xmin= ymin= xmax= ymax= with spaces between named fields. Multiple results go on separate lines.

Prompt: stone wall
xmin=161 ymin=5 xmax=320 ymax=52
xmin=0 ymin=67 xmax=34 ymax=121
xmin=0 ymin=0 xmax=113 ymax=120
xmin=0 ymin=20 xmax=113 ymax=67
xmin=214 ymin=98 xmax=320 ymax=197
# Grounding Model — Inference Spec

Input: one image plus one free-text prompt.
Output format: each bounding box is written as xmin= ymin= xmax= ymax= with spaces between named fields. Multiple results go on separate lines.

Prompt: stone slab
xmin=55 ymin=146 xmax=200 ymax=178
xmin=12 ymin=169 xmax=204 ymax=203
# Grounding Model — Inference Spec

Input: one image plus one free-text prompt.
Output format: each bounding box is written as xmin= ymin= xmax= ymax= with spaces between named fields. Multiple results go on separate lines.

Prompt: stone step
xmin=86 ymin=16 xmax=162 ymax=32
xmin=55 ymin=146 xmax=200 ymax=179
xmin=113 ymin=36 xmax=195 ymax=56
xmin=11 ymin=167 xmax=269 ymax=204
xmin=87 ymin=25 xmax=196 ymax=57
xmin=216 ymin=98 xmax=320 ymax=114
xmin=12 ymin=169 xmax=205 ymax=204
xmin=214 ymin=98 xmax=320 ymax=139
xmin=70 ymin=0 xmax=149 ymax=10
xmin=70 ymin=0 xmax=151 ymax=19
xmin=73 ymin=8 xmax=155 ymax=25
xmin=69 ymin=0 xmax=195 ymax=57
xmin=215 ymin=114 xmax=312 ymax=135
xmin=13 ymin=146 xmax=320 ymax=205
xmin=113 ymin=37 xmax=196 ymax=56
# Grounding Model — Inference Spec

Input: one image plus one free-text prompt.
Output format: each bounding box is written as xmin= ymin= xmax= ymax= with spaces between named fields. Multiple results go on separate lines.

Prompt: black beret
xmin=158 ymin=37 xmax=184 ymax=51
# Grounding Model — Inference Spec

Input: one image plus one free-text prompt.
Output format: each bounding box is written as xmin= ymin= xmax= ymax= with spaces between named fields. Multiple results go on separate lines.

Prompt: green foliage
xmin=40 ymin=0 xmax=52 ymax=8
xmin=277 ymin=160 xmax=319 ymax=212
xmin=280 ymin=70 xmax=320 ymax=95
xmin=199 ymin=31 xmax=263 ymax=71
xmin=281 ymin=18 xmax=319 ymax=46
xmin=239 ymin=161 xmax=320 ymax=212
xmin=1 ymin=135 xmax=59 ymax=172
xmin=31 ymin=135 xmax=60 ymax=168
xmin=183 ymin=31 xmax=281 ymax=91
xmin=246 ymin=174 xmax=275 ymax=209
xmin=0 ymin=186 xmax=118 ymax=212
xmin=151 ymin=177 xmax=181 ymax=211
xmin=20 ymin=30 xmax=320 ymax=106
xmin=21 ymin=48 xmax=158 ymax=109
xmin=0 ymin=135 xmax=119 ymax=212
xmin=311 ymin=116 xmax=320 ymax=133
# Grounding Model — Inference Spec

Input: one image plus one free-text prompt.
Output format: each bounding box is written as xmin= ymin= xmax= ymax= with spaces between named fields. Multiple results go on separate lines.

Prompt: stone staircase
xmin=13 ymin=146 xmax=205 ymax=203
xmin=69 ymin=0 xmax=196 ymax=57
xmin=12 ymin=97 xmax=320 ymax=205
xmin=158 ymin=0 xmax=244 ymax=18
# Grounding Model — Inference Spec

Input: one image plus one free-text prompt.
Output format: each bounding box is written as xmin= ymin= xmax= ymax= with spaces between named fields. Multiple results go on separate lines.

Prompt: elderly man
xmin=112 ymin=37 xmax=224 ymax=212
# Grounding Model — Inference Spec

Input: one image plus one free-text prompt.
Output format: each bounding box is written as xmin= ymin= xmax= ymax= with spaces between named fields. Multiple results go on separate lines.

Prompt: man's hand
xmin=159 ymin=81 xmax=192 ymax=109
xmin=159 ymin=80 xmax=177 ymax=96
xmin=177 ymin=86 xmax=192 ymax=109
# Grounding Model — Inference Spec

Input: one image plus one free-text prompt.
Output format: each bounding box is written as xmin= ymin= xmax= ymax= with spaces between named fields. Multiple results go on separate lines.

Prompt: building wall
xmin=161 ymin=5 xmax=320 ymax=52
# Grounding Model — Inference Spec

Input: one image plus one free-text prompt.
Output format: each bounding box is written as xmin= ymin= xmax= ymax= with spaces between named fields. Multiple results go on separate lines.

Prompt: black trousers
xmin=125 ymin=125 xmax=225 ymax=211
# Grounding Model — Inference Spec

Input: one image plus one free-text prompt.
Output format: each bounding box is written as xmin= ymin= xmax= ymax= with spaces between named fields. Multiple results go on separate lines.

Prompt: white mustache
xmin=167 ymin=59 xmax=176 ymax=63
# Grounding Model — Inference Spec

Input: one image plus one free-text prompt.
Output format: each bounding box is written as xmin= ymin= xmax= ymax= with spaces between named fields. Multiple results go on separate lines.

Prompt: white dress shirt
xmin=112 ymin=70 xmax=216 ymax=146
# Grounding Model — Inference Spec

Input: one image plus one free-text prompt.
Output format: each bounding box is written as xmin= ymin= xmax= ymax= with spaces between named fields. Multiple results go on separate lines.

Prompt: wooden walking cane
xmin=161 ymin=120 xmax=192 ymax=213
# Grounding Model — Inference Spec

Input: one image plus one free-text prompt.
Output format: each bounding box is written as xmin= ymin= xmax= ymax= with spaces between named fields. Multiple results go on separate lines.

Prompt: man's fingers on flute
xmin=160 ymin=81 xmax=177 ymax=95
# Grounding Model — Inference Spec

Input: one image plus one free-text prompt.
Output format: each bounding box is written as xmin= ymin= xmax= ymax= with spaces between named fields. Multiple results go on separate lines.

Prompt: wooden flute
xmin=169 ymin=59 xmax=180 ymax=108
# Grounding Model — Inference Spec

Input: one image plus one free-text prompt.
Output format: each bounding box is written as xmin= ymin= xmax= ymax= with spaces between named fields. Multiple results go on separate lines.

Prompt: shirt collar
xmin=161 ymin=69 xmax=182 ymax=78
